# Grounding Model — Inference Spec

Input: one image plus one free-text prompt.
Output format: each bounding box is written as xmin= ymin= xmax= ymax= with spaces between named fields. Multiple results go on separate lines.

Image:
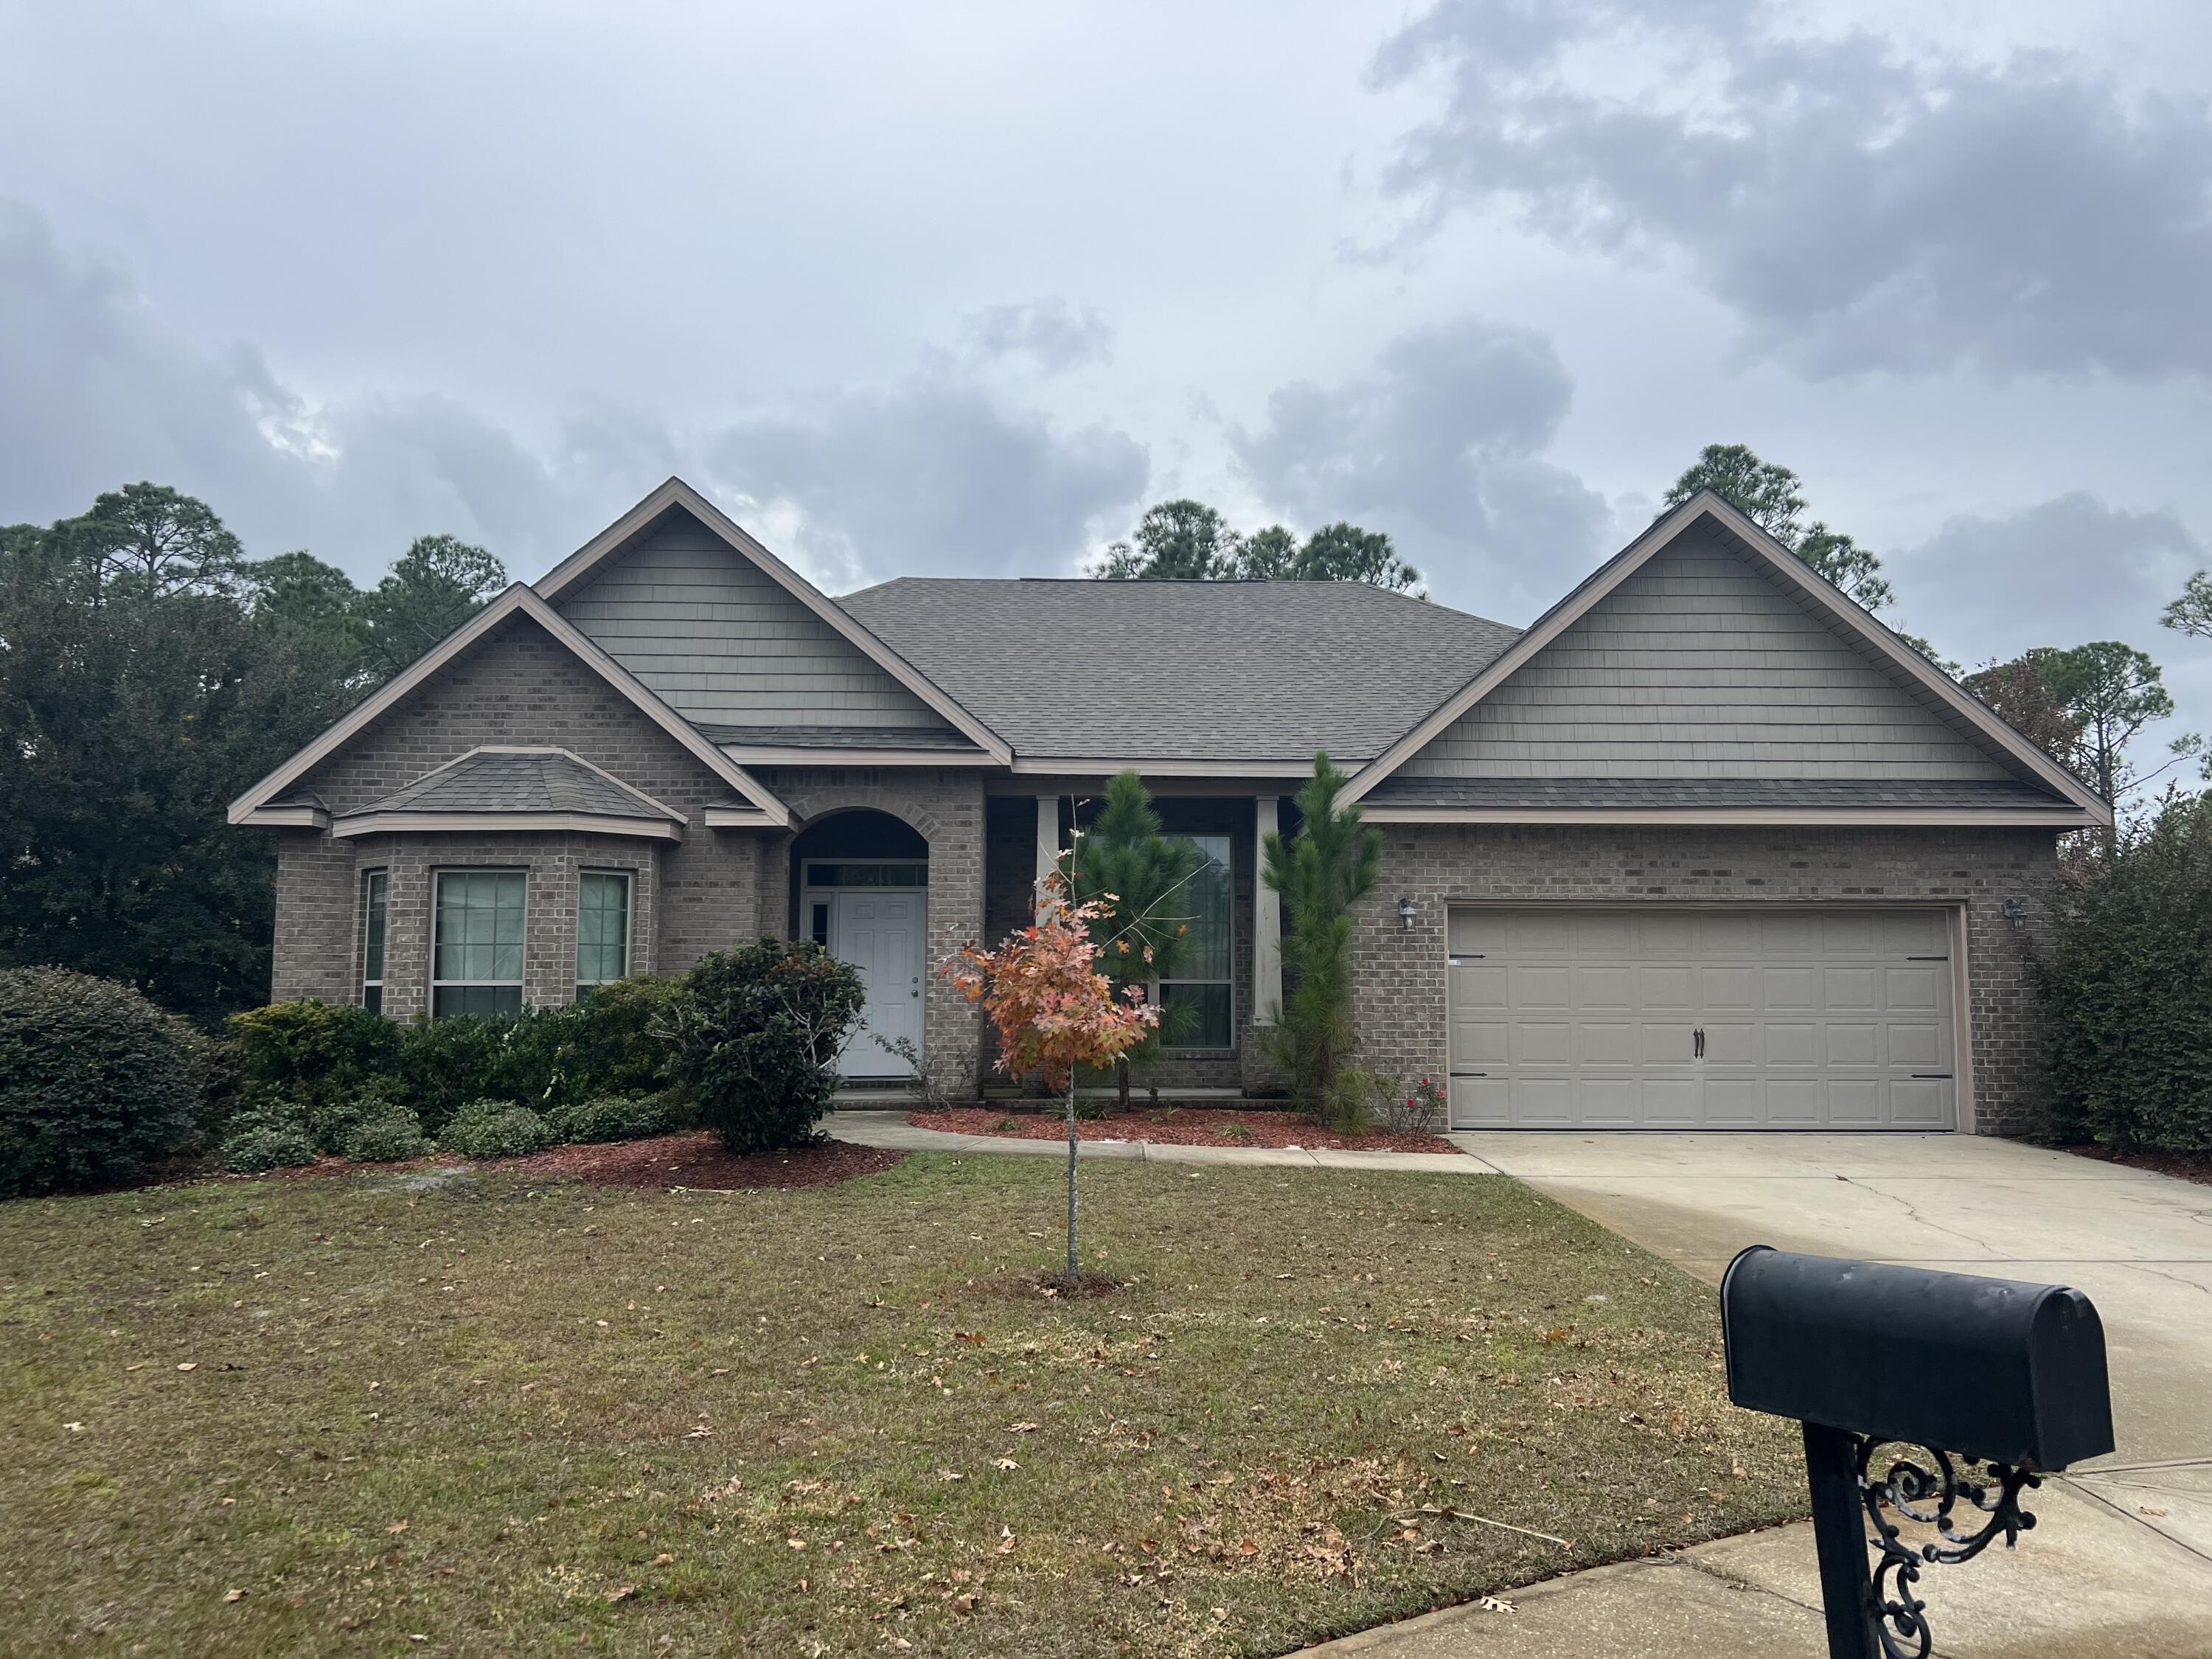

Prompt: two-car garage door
xmin=1447 ymin=907 xmax=1958 ymax=1131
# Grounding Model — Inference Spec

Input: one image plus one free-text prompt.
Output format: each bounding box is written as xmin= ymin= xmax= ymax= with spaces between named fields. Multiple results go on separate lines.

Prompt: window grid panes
xmin=1159 ymin=833 xmax=1232 ymax=1048
xmin=577 ymin=871 xmax=630 ymax=995
xmin=361 ymin=869 xmax=387 ymax=1016
xmin=433 ymin=870 xmax=525 ymax=1020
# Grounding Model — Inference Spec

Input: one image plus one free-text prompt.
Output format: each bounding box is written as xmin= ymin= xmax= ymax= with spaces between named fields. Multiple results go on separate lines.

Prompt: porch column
xmin=1034 ymin=795 xmax=1060 ymax=914
xmin=1252 ymin=796 xmax=1281 ymax=1024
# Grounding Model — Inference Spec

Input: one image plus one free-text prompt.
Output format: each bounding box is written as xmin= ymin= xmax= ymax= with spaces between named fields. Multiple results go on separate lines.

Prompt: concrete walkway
xmin=1317 ymin=1132 xmax=2212 ymax=1657
xmin=828 ymin=1109 xmax=1486 ymax=1174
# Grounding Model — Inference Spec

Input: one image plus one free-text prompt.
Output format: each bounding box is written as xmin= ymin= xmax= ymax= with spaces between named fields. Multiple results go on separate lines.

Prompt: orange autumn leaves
xmin=944 ymin=876 xmax=1158 ymax=1091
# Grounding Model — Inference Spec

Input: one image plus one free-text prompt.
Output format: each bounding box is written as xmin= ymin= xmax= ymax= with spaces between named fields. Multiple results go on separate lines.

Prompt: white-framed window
xmin=1159 ymin=832 xmax=1233 ymax=1048
xmin=432 ymin=869 xmax=526 ymax=1020
xmin=361 ymin=869 xmax=388 ymax=1016
xmin=576 ymin=870 xmax=632 ymax=998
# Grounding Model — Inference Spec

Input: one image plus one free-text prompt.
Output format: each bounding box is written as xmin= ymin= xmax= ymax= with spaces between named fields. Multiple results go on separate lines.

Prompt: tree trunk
xmin=1065 ymin=1075 xmax=1079 ymax=1281
xmin=1115 ymin=1054 xmax=1130 ymax=1113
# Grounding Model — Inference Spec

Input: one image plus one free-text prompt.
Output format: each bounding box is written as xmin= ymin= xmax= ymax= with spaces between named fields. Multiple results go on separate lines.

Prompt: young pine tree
xmin=1262 ymin=752 xmax=1380 ymax=1114
xmin=1067 ymin=770 xmax=1202 ymax=1110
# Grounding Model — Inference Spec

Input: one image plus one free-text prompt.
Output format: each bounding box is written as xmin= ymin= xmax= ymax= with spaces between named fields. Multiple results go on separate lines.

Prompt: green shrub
xmin=664 ymin=941 xmax=863 ymax=1155
xmin=439 ymin=1099 xmax=559 ymax=1160
xmin=390 ymin=1017 xmax=511 ymax=1133
xmin=223 ymin=1125 xmax=317 ymax=1174
xmin=547 ymin=1093 xmax=683 ymax=1144
xmin=301 ymin=1079 xmax=408 ymax=1156
xmin=496 ymin=977 xmax=684 ymax=1110
xmin=0 ymin=967 xmax=198 ymax=1197
xmin=226 ymin=1000 xmax=400 ymax=1104
xmin=342 ymin=1110 xmax=431 ymax=1163
xmin=165 ymin=1015 xmax=244 ymax=1151
xmin=2042 ymin=797 xmax=2212 ymax=1152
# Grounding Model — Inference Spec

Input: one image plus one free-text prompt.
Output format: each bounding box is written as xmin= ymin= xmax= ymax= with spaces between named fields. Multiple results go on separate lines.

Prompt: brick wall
xmin=1350 ymin=825 xmax=2059 ymax=1135
xmin=270 ymin=611 xmax=769 ymax=1006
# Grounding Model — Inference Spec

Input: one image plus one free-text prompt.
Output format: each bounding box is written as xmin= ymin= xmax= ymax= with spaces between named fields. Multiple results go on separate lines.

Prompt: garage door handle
xmin=1692 ymin=1027 xmax=1705 ymax=1059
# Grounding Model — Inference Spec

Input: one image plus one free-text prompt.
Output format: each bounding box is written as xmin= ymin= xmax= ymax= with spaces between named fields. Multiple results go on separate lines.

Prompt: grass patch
xmin=0 ymin=1153 xmax=1803 ymax=1655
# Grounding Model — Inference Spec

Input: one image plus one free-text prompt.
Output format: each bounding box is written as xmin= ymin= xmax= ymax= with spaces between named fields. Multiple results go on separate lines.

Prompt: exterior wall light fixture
xmin=1397 ymin=896 xmax=1418 ymax=933
xmin=2001 ymin=897 xmax=2028 ymax=930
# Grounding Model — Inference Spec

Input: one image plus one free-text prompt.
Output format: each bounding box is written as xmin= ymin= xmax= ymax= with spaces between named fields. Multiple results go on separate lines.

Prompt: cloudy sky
xmin=6 ymin=0 xmax=2212 ymax=744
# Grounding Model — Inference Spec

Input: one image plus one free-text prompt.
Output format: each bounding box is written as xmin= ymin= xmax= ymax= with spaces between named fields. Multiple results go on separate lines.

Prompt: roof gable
xmin=537 ymin=480 xmax=1008 ymax=762
xmin=229 ymin=587 xmax=787 ymax=827
xmin=1343 ymin=493 xmax=2110 ymax=824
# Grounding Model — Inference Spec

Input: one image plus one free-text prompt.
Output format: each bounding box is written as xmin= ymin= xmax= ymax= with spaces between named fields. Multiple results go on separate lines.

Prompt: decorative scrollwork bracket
xmin=1853 ymin=1435 xmax=2040 ymax=1659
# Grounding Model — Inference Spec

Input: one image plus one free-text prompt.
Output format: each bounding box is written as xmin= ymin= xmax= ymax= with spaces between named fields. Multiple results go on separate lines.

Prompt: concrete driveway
xmin=1320 ymin=1133 xmax=2212 ymax=1658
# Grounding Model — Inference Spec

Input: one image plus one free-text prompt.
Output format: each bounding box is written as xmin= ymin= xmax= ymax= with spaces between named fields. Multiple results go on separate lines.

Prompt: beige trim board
xmin=720 ymin=745 xmax=998 ymax=768
xmin=533 ymin=478 xmax=1012 ymax=765
xmin=703 ymin=804 xmax=779 ymax=829
xmin=226 ymin=585 xmax=789 ymax=828
xmin=1361 ymin=805 xmax=2097 ymax=827
xmin=237 ymin=804 xmax=331 ymax=830
xmin=1342 ymin=491 xmax=2114 ymax=827
xmin=1006 ymin=757 xmax=1324 ymax=779
xmin=332 ymin=811 xmax=684 ymax=842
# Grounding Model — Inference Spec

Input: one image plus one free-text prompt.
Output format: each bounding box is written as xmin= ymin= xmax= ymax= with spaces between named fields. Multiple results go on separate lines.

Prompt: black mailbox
xmin=1720 ymin=1246 xmax=2115 ymax=1659
xmin=1722 ymin=1245 xmax=2113 ymax=1470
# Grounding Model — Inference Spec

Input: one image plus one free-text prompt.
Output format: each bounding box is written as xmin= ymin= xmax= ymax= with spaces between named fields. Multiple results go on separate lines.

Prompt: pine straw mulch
xmin=910 ymin=1105 xmax=1459 ymax=1155
xmin=2059 ymin=1142 xmax=2212 ymax=1188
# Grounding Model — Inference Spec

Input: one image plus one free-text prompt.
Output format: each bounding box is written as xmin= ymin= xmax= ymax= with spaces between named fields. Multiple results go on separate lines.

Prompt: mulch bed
xmin=909 ymin=1105 xmax=1459 ymax=1155
xmin=501 ymin=1131 xmax=905 ymax=1191
xmin=2060 ymin=1142 xmax=2212 ymax=1188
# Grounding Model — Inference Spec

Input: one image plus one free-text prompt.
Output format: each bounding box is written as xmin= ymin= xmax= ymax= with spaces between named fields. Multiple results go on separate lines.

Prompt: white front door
xmin=831 ymin=891 xmax=925 ymax=1077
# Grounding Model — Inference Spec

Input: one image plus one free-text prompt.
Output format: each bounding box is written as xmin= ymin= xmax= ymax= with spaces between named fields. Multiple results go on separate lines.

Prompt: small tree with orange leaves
xmin=944 ymin=875 xmax=1158 ymax=1281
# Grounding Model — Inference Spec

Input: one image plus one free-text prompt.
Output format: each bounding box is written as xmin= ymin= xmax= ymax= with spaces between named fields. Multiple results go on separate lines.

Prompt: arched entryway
xmin=789 ymin=809 xmax=929 ymax=1079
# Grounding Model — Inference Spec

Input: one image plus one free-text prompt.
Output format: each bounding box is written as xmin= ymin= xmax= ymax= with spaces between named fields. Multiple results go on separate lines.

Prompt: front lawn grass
xmin=0 ymin=1153 xmax=1804 ymax=1655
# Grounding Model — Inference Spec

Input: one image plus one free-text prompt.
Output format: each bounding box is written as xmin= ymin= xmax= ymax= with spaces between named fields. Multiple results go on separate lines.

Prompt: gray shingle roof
xmin=347 ymin=749 xmax=682 ymax=821
xmin=836 ymin=578 xmax=1520 ymax=762
xmin=695 ymin=723 xmax=981 ymax=751
xmin=1362 ymin=776 xmax=2076 ymax=810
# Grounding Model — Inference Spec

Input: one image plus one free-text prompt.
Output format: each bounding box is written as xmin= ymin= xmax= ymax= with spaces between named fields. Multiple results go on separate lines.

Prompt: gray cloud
xmin=709 ymin=369 xmax=1147 ymax=585
xmin=0 ymin=201 xmax=1146 ymax=589
xmin=962 ymin=298 xmax=1115 ymax=375
xmin=1891 ymin=492 xmax=2206 ymax=667
xmin=1373 ymin=2 xmax=2212 ymax=381
xmin=1233 ymin=316 xmax=1611 ymax=616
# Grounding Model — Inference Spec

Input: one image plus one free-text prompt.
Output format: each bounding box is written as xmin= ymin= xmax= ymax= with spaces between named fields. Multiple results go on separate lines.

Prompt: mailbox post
xmin=1720 ymin=1247 xmax=2113 ymax=1659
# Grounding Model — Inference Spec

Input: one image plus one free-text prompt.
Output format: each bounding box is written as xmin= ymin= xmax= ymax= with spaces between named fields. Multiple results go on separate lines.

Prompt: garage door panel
xmin=1762 ymin=1022 xmax=1820 ymax=1065
xmin=1574 ymin=965 xmax=1635 ymax=1010
xmin=1450 ymin=1019 xmax=1509 ymax=1068
xmin=1890 ymin=1079 xmax=1952 ymax=1128
xmin=1825 ymin=1023 xmax=1879 ymax=1066
xmin=1762 ymin=966 xmax=1820 ymax=1009
xmin=1512 ymin=1077 xmax=1577 ymax=1125
xmin=1700 ymin=965 xmax=1761 ymax=1012
xmin=1886 ymin=1021 xmax=1944 ymax=1068
xmin=1573 ymin=1021 xmax=1638 ymax=1065
xmin=1517 ymin=965 xmax=1573 ymax=1009
xmin=1638 ymin=964 xmax=1698 ymax=1010
xmin=1514 ymin=1021 xmax=1573 ymax=1065
xmin=1446 ymin=905 xmax=1958 ymax=1132
xmin=1449 ymin=1075 xmax=1509 ymax=1130
xmin=1638 ymin=1073 xmax=1702 ymax=1125
xmin=1765 ymin=1077 xmax=1824 ymax=1125
xmin=1575 ymin=1077 xmax=1641 ymax=1124
xmin=1826 ymin=1078 xmax=1886 ymax=1126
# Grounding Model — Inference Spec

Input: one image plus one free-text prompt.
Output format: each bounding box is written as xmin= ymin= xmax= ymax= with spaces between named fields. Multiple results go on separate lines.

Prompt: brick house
xmin=232 ymin=480 xmax=2107 ymax=1135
